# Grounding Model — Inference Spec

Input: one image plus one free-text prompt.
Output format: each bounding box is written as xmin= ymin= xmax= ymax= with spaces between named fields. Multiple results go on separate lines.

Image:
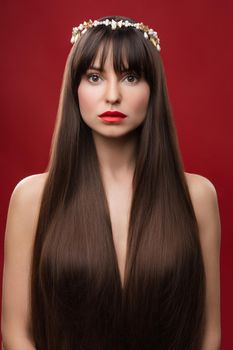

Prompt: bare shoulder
xmin=184 ymin=171 xmax=221 ymax=240
xmin=184 ymin=171 xmax=218 ymax=198
xmin=2 ymin=173 xmax=49 ymax=342
xmin=6 ymin=172 xmax=49 ymax=241
xmin=13 ymin=172 xmax=48 ymax=199
xmin=184 ymin=174 xmax=221 ymax=344
xmin=11 ymin=172 xmax=48 ymax=210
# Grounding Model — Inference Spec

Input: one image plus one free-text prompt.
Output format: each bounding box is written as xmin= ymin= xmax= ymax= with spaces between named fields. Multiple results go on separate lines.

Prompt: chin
xmin=92 ymin=126 xmax=132 ymax=137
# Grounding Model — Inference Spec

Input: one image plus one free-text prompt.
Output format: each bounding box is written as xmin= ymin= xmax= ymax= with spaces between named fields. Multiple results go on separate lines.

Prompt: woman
xmin=1 ymin=15 xmax=221 ymax=349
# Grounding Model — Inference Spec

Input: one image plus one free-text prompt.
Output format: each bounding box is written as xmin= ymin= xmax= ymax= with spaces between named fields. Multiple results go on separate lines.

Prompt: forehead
xmin=91 ymin=44 xmax=128 ymax=70
xmin=89 ymin=41 xmax=129 ymax=71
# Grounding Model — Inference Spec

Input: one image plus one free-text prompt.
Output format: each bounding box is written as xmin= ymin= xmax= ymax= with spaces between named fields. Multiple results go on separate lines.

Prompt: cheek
xmin=129 ymin=87 xmax=150 ymax=114
xmin=77 ymin=84 xmax=103 ymax=115
xmin=77 ymin=85 xmax=90 ymax=113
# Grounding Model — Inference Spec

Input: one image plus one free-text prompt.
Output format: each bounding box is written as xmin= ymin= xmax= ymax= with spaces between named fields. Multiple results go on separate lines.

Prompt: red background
xmin=1 ymin=0 xmax=232 ymax=348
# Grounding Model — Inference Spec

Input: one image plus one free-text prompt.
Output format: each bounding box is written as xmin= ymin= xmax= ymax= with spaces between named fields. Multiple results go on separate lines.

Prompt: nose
xmin=105 ymin=77 xmax=122 ymax=105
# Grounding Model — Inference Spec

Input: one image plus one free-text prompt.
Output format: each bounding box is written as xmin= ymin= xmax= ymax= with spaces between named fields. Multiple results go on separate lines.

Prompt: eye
xmin=124 ymin=73 xmax=139 ymax=84
xmin=87 ymin=73 xmax=101 ymax=83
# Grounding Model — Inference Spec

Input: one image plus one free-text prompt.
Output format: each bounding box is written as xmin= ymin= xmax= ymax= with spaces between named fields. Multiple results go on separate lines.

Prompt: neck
xmin=92 ymin=129 xmax=139 ymax=182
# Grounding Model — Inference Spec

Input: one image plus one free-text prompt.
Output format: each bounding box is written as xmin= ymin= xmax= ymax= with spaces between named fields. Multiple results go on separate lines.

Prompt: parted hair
xmin=30 ymin=15 xmax=206 ymax=350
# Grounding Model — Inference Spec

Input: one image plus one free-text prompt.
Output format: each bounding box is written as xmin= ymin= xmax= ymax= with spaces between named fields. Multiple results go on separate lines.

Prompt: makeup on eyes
xmin=85 ymin=69 xmax=140 ymax=84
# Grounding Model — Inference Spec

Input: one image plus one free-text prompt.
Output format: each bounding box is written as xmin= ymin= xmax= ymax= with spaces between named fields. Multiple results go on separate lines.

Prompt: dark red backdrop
xmin=1 ymin=1 xmax=232 ymax=348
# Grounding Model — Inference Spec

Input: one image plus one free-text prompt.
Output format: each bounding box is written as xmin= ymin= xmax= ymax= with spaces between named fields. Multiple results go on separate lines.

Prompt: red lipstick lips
xmin=98 ymin=111 xmax=127 ymax=123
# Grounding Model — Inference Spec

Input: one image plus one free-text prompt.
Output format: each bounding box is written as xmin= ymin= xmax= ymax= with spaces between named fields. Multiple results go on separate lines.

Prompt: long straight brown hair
xmin=30 ymin=15 xmax=206 ymax=349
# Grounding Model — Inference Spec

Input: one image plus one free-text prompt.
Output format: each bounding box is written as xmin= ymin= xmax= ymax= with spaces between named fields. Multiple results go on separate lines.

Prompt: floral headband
xmin=70 ymin=19 xmax=161 ymax=52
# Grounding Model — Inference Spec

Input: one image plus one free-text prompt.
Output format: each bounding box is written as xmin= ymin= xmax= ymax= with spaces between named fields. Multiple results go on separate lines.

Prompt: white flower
xmin=111 ymin=20 xmax=117 ymax=29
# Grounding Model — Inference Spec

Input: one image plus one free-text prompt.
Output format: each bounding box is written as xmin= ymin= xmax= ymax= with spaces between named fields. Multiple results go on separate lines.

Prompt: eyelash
xmin=86 ymin=72 xmax=139 ymax=84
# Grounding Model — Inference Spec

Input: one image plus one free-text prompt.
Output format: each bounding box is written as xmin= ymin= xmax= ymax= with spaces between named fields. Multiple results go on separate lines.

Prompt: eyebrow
xmin=87 ymin=65 xmax=131 ymax=73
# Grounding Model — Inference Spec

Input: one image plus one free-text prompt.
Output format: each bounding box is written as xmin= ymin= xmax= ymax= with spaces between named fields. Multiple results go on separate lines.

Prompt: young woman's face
xmin=77 ymin=45 xmax=150 ymax=139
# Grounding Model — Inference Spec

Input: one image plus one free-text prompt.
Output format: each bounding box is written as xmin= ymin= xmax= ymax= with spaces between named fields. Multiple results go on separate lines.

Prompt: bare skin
xmin=1 ymin=170 xmax=221 ymax=349
xmin=1 ymin=47 xmax=221 ymax=350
